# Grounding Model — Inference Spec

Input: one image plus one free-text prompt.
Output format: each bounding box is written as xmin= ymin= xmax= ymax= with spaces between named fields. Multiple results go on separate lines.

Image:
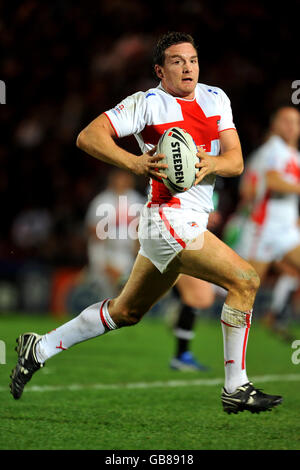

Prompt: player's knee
xmin=233 ymin=266 xmax=260 ymax=295
xmin=247 ymin=268 xmax=260 ymax=292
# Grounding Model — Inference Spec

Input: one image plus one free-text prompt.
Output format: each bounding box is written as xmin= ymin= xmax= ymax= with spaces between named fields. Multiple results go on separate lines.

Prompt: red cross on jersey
xmin=105 ymin=82 xmax=236 ymax=212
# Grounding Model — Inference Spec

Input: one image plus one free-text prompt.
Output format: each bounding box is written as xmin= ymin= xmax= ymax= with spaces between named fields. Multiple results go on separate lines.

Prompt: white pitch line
xmin=1 ymin=373 xmax=300 ymax=393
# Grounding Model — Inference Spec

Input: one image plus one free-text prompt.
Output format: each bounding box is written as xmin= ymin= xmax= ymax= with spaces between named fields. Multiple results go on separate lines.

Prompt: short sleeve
xmin=217 ymin=89 xmax=236 ymax=133
xmin=264 ymin=138 xmax=287 ymax=172
xmin=104 ymin=91 xmax=147 ymax=138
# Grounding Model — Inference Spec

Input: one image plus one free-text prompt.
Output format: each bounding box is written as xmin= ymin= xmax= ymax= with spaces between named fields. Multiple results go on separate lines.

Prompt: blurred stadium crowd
xmin=0 ymin=0 xmax=299 ymax=314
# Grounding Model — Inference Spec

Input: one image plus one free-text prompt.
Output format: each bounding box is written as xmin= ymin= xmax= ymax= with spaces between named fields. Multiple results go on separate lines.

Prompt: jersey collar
xmin=157 ymin=81 xmax=196 ymax=102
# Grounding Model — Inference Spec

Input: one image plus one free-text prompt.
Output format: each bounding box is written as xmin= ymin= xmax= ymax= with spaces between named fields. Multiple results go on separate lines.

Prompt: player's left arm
xmin=195 ymin=129 xmax=243 ymax=185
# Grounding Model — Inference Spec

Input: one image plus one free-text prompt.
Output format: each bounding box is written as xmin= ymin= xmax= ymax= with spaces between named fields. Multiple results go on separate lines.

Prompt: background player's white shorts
xmin=235 ymin=218 xmax=300 ymax=263
xmin=138 ymin=205 xmax=209 ymax=273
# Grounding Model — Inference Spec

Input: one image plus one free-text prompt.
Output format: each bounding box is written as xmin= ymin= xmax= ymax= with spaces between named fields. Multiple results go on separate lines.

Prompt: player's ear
xmin=154 ymin=64 xmax=164 ymax=80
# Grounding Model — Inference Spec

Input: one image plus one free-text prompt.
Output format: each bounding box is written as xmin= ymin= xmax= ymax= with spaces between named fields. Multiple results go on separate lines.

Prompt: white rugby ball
xmin=157 ymin=127 xmax=198 ymax=193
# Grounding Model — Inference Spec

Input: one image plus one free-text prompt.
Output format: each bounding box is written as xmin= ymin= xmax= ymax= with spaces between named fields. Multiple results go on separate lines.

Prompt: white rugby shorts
xmin=235 ymin=218 xmax=300 ymax=263
xmin=138 ymin=205 xmax=209 ymax=273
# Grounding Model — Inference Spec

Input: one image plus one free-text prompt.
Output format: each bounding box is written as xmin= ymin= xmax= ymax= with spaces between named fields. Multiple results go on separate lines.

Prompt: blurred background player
xmin=235 ymin=106 xmax=300 ymax=339
xmin=261 ymin=261 xmax=299 ymax=340
xmin=85 ymin=169 xmax=144 ymax=298
xmin=223 ymin=164 xmax=299 ymax=342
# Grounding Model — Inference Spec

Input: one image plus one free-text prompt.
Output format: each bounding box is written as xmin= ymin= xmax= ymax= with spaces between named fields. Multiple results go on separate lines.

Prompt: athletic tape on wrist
xmin=221 ymin=303 xmax=252 ymax=328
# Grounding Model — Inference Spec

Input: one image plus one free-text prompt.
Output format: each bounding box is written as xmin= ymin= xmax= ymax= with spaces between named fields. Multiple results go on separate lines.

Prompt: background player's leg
xmin=174 ymin=230 xmax=260 ymax=393
xmin=281 ymin=244 xmax=300 ymax=272
xmin=246 ymin=259 xmax=270 ymax=282
xmin=246 ymin=259 xmax=271 ymax=326
xmin=248 ymin=258 xmax=299 ymax=339
xmin=266 ymin=273 xmax=299 ymax=341
xmin=264 ymin=246 xmax=300 ymax=340
xmin=176 ymin=276 xmax=215 ymax=309
xmin=170 ymin=277 xmax=214 ymax=371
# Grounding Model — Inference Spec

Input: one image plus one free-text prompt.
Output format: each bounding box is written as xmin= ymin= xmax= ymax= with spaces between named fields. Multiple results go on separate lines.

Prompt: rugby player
xmin=10 ymin=32 xmax=282 ymax=414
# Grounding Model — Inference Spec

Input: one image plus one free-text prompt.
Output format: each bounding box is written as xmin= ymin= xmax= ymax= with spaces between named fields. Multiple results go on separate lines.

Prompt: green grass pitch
xmin=1 ymin=314 xmax=300 ymax=450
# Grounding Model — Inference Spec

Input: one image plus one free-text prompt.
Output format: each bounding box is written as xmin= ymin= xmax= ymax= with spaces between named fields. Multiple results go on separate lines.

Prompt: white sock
xmin=221 ymin=303 xmax=252 ymax=393
xmin=35 ymin=299 xmax=116 ymax=363
xmin=270 ymin=274 xmax=299 ymax=317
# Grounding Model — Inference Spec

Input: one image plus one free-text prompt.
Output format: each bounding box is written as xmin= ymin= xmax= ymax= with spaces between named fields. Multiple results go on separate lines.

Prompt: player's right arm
xmin=264 ymin=140 xmax=300 ymax=195
xmin=76 ymin=113 xmax=167 ymax=180
xmin=265 ymin=170 xmax=300 ymax=195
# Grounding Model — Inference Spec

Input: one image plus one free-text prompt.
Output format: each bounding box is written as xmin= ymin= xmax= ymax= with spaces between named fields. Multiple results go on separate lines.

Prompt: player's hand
xmin=194 ymin=147 xmax=218 ymax=185
xmin=134 ymin=147 xmax=168 ymax=182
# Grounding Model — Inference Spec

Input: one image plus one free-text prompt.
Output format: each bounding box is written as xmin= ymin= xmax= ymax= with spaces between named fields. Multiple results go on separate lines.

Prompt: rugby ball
xmin=157 ymin=127 xmax=198 ymax=193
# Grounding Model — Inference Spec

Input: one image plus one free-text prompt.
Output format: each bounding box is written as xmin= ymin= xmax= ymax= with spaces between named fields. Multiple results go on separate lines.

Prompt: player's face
xmin=155 ymin=43 xmax=199 ymax=100
xmin=272 ymin=108 xmax=300 ymax=146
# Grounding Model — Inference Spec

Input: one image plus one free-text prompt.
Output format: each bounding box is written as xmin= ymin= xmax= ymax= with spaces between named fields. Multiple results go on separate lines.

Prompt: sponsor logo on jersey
xmin=114 ymin=104 xmax=125 ymax=114
xmin=188 ymin=221 xmax=199 ymax=228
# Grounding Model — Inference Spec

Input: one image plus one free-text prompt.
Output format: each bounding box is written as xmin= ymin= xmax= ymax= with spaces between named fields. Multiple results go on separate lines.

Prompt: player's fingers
xmin=147 ymin=146 xmax=157 ymax=156
xmin=194 ymin=169 xmax=207 ymax=185
xmin=197 ymin=151 xmax=208 ymax=161
xmin=149 ymin=153 xmax=165 ymax=162
xmin=149 ymin=170 xmax=167 ymax=180
xmin=149 ymin=174 xmax=161 ymax=182
xmin=194 ymin=177 xmax=203 ymax=186
xmin=149 ymin=161 xmax=168 ymax=169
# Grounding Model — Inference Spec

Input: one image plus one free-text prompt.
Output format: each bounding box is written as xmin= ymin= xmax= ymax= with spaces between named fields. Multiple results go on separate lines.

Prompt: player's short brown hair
xmin=153 ymin=31 xmax=197 ymax=68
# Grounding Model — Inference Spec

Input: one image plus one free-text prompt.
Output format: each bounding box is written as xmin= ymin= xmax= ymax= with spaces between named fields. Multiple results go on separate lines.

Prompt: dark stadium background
xmin=0 ymin=0 xmax=299 ymax=315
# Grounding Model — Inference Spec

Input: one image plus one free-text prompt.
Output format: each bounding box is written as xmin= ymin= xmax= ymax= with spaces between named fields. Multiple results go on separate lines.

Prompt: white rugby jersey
xmin=244 ymin=135 xmax=300 ymax=226
xmin=105 ymin=82 xmax=236 ymax=213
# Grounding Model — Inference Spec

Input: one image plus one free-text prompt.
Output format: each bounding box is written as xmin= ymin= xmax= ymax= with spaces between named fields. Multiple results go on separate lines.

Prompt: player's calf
xmin=108 ymin=298 xmax=147 ymax=327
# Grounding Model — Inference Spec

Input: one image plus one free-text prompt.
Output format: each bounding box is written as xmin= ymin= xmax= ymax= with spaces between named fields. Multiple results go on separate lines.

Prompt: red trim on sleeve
xmin=218 ymin=128 xmax=237 ymax=133
xmin=104 ymin=112 xmax=119 ymax=138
